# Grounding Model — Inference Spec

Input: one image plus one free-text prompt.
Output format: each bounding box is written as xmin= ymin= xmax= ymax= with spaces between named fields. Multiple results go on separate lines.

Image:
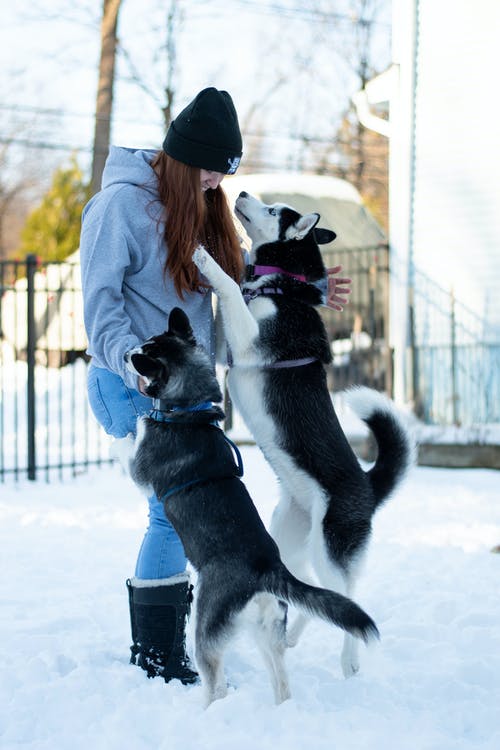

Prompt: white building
xmin=356 ymin=0 xmax=500 ymax=423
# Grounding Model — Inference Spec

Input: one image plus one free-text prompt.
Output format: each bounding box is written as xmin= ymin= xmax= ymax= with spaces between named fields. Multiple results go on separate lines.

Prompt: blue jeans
xmin=87 ymin=364 xmax=187 ymax=579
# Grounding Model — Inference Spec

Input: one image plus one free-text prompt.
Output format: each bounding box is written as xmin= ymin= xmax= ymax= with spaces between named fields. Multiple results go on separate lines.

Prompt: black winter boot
xmin=126 ymin=574 xmax=199 ymax=685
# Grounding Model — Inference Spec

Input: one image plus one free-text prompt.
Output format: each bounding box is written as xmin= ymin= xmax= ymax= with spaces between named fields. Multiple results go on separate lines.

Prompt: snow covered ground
xmin=1 ymin=446 xmax=500 ymax=750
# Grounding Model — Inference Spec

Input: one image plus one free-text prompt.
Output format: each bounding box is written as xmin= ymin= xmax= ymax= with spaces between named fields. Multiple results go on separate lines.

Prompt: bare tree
xmin=0 ymin=129 xmax=48 ymax=260
xmin=118 ymin=0 xmax=182 ymax=131
xmin=302 ymin=0 xmax=390 ymax=226
xmin=336 ymin=108 xmax=389 ymax=231
xmin=90 ymin=0 xmax=122 ymax=196
xmin=161 ymin=1 xmax=180 ymax=129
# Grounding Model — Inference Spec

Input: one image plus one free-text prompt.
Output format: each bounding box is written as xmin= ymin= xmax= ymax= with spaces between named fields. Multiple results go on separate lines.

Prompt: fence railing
xmin=2 ymin=248 xmax=496 ymax=481
xmin=0 ymin=255 xmax=112 ymax=481
xmin=0 ymin=249 xmax=392 ymax=481
xmin=410 ymin=267 xmax=500 ymax=425
xmin=320 ymin=244 xmax=392 ymax=395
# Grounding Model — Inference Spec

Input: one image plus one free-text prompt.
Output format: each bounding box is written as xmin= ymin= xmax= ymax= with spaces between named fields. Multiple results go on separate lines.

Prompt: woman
xmin=80 ymin=88 xmax=244 ymax=685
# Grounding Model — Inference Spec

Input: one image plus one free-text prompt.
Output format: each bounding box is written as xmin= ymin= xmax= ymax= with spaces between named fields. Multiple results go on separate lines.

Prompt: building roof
xmin=222 ymin=172 xmax=386 ymax=251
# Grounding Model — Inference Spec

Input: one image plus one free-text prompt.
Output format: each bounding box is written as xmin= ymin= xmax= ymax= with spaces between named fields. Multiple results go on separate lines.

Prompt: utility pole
xmin=90 ymin=0 xmax=122 ymax=196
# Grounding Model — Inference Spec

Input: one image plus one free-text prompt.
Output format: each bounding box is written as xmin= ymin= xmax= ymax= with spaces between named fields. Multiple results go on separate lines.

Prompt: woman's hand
xmin=326 ymin=265 xmax=352 ymax=311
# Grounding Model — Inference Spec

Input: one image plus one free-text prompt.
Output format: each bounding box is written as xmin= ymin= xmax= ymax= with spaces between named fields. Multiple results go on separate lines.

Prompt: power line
xmin=0 ymin=102 xmax=152 ymax=127
xmin=0 ymin=103 xmax=350 ymax=146
xmin=0 ymin=137 xmax=92 ymax=153
xmin=0 ymin=103 xmax=92 ymax=119
xmin=0 ymin=136 xmax=388 ymax=180
xmin=0 ymin=131 xmax=343 ymax=154
xmin=215 ymin=0 xmax=390 ymax=27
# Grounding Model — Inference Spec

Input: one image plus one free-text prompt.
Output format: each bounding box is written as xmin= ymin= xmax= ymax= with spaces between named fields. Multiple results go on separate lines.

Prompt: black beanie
xmin=162 ymin=87 xmax=242 ymax=175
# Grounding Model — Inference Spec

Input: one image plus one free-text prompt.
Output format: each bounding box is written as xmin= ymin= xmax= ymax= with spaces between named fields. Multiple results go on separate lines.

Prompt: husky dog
xmin=192 ymin=192 xmax=412 ymax=678
xmin=118 ymin=307 xmax=378 ymax=707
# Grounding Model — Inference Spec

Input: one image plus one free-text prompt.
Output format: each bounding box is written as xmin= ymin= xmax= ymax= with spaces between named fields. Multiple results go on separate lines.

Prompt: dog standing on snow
xmin=117 ymin=307 xmax=379 ymax=707
xmin=193 ymin=192 xmax=413 ymax=678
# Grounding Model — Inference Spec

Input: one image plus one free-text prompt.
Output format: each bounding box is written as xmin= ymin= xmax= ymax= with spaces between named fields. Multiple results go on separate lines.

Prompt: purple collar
xmin=264 ymin=356 xmax=317 ymax=369
xmin=243 ymin=286 xmax=284 ymax=303
xmin=251 ymin=264 xmax=308 ymax=283
xmin=226 ymin=350 xmax=317 ymax=369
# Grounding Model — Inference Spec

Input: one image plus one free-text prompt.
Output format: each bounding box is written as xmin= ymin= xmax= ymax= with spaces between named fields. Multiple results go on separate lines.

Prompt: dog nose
xmin=238 ymin=191 xmax=248 ymax=198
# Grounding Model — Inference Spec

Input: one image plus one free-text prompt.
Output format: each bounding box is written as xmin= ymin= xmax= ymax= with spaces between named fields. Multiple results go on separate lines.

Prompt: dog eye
xmin=268 ymin=208 xmax=277 ymax=216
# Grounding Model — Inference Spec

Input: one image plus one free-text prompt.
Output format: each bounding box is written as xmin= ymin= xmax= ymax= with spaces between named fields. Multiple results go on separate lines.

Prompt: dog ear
xmin=314 ymin=227 xmax=337 ymax=245
xmin=286 ymin=212 xmax=320 ymax=241
xmin=168 ymin=307 xmax=196 ymax=345
xmin=130 ymin=353 xmax=168 ymax=381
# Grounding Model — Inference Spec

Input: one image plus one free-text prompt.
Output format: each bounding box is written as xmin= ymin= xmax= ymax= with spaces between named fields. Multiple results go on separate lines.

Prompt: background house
xmin=356 ymin=0 xmax=500 ymax=425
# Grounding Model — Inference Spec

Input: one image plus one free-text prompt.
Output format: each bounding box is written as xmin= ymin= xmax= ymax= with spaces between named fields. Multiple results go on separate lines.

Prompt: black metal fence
xmin=410 ymin=268 xmax=500 ymax=425
xmin=322 ymin=243 xmax=392 ymax=393
xmin=5 ymin=246 xmax=494 ymax=481
xmin=0 ymin=245 xmax=500 ymax=481
xmin=0 ymin=255 xmax=112 ymax=481
xmin=0 ymin=249 xmax=392 ymax=481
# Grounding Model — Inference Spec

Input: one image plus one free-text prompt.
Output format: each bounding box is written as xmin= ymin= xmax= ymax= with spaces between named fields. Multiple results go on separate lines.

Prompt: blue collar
xmin=149 ymin=400 xmax=215 ymax=423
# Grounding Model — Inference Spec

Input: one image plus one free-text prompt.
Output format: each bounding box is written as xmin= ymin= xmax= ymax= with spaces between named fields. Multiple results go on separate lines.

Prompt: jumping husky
xmin=118 ymin=307 xmax=379 ymax=707
xmin=193 ymin=192 xmax=412 ymax=678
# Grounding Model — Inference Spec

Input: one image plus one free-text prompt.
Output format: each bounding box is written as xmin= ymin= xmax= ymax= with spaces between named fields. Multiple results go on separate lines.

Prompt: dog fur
xmin=117 ymin=307 xmax=379 ymax=707
xmin=192 ymin=191 xmax=413 ymax=678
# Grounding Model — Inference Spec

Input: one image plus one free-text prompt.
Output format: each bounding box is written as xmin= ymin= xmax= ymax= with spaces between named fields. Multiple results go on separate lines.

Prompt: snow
xmin=1 ymin=443 xmax=500 ymax=750
xmin=223 ymin=172 xmax=364 ymax=204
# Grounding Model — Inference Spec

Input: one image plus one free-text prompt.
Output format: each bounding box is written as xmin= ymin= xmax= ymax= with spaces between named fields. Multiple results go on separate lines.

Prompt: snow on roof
xmin=222 ymin=172 xmax=386 ymax=250
xmin=223 ymin=172 xmax=363 ymax=204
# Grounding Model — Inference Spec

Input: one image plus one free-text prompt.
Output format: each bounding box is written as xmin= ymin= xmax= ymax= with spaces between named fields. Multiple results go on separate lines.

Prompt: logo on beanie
xmin=227 ymin=156 xmax=241 ymax=175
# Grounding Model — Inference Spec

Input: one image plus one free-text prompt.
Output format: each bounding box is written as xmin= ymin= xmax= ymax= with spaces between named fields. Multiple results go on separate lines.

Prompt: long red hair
xmin=151 ymin=151 xmax=244 ymax=298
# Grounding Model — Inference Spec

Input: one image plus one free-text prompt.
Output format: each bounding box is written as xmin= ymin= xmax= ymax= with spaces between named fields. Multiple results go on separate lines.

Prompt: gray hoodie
xmin=80 ymin=147 xmax=215 ymax=389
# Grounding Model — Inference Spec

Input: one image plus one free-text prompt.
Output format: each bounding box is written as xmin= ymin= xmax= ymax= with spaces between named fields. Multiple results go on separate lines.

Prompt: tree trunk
xmin=90 ymin=0 xmax=122 ymax=196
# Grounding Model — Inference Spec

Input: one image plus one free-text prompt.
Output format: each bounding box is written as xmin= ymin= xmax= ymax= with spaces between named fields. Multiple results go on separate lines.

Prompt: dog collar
xmin=247 ymin=264 xmax=307 ymax=283
xmin=149 ymin=398 xmax=214 ymax=422
xmin=243 ymin=286 xmax=284 ymax=303
xmin=265 ymin=357 xmax=317 ymax=369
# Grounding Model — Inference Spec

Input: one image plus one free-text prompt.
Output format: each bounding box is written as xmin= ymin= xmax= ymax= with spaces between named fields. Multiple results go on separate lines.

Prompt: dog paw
xmin=110 ymin=434 xmax=135 ymax=472
xmin=341 ymin=655 xmax=360 ymax=679
xmin=192 ymin=245 xmax=208 ymax=269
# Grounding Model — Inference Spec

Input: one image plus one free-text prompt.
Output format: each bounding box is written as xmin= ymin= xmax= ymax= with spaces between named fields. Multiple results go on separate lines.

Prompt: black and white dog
xmin=117 ymin=307 xmax=379 ymax=707
xmin=193 ymin=192 xmax=413 ymax=679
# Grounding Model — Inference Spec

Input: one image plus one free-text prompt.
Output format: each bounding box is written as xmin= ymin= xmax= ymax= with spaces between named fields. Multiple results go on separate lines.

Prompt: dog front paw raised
xmin=192 ymin=244 xmax=209 ymax=271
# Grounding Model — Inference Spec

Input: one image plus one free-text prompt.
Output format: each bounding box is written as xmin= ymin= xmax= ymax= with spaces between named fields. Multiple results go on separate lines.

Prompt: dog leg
xmin=194 ymin=582 xmax=233 ymax=707
xmin=308 ymin=504 xmax=366 ymax=676
xmin=270 ymin=491 xmax=312 ymax=576
xmin=340 ymin=566 xmax=365 ymax=678
xmin=308 ymin=506 xmax=367 ymax=678
xmin=195 ymin=639 xmax=228 ymax=709
xmin=270 ymin=492 xmax=314 ymax=648
xmin=192 ymin=246 xmax=259 ymax=359
xmin=253 ymin=595 xmax=291 ymax=704
xmin=341 ymin=632 xmax=360 ymax=678
xmin=284 ymin=613 xmax=309 ymax=649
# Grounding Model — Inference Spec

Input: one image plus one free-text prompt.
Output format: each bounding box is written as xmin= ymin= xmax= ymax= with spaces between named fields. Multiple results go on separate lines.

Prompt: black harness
xmin=147 ymin=400 xmax=244 ymax=503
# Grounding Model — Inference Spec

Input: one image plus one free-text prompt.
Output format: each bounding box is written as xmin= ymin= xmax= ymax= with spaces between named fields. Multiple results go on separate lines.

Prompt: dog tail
xmin=262 ymin=567 xmax=379 ymax=644
xmin=345 ymin=386 xmax=415 ymax=510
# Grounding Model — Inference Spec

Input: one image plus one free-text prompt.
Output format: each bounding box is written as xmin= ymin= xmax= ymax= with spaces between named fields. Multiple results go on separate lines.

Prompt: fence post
xmin=26 ymin=254 xmax=37 ymax=481
xmin=450 ymin=287 xmax=459 ymax=425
